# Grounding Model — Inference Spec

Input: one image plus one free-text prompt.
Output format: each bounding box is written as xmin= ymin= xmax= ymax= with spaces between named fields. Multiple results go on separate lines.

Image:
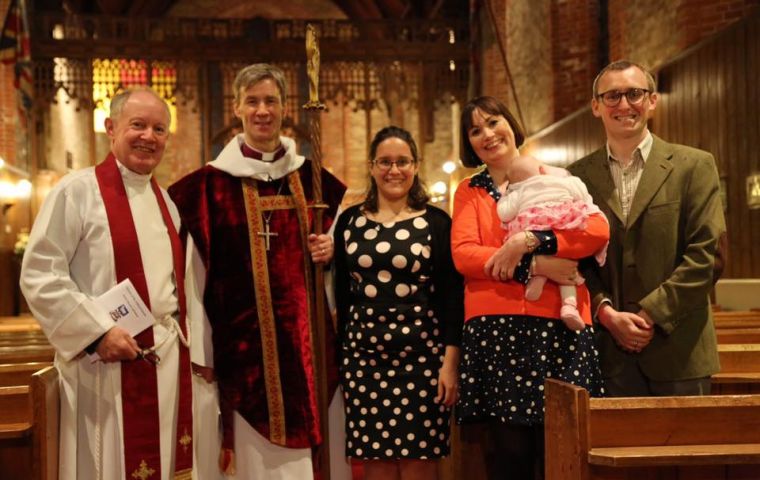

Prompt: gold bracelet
xmin=524 ymin=230 xmax=538 ymax=253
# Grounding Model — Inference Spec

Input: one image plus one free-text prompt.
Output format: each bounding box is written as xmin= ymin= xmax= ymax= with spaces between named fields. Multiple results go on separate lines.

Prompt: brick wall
xmin=677 ymin=0 xmax=759 ymax=47
xmin=478 ymin=0 xmax=758 ymax=132
xmin=480 ymin=0 xmax=512 ymax=106
xmin=550 ymin=0 xmax=600 ymax=119
xmin=609 ymin=0 xmax=682 ymax=71
xmin=508 ymin=0 xmax=554 ymax=132
xmin=609 ymin=0 xmax=758 ymax=71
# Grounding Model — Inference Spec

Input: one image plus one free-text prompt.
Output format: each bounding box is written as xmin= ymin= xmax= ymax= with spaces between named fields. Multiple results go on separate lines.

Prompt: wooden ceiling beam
xmin=331 ymin=0 xmax=384 ymax=19
xmin=126 ymin=0 xmax=176 ymax=17
xmin=375 ymin=0 xmax=408 ymax=18
xmin=61 ymin=0 xmax=87 ymax=15
xmin=33 ymin=38 xmax=468 ymax=62
xmin=94 ymin=0 xmax=130 ymax=15
xmin=426 ymin=0 xmax=444 ymax=19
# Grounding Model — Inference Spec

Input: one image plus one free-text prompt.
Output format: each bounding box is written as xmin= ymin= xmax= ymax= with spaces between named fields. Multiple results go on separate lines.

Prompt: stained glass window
xmin=93 ymin=59 xmax=177 ymax=132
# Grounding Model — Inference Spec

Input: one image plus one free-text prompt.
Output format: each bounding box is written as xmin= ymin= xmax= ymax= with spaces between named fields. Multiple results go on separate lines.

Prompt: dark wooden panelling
xmin=525 ymin=11 xmax=760 ymax=278
xmin=522 ymin=108 xmax=606 ymax=166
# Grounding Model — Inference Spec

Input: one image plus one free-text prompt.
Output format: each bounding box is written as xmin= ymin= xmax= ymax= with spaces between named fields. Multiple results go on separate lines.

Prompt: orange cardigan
xmin=452 ymin=176 xmax=610 ymax=324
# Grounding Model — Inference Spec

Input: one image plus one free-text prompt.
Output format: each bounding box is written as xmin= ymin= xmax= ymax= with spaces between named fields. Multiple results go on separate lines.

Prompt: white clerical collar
xmin=115 ymin=158 xmax=152 ymax=185
xmin=241 ymin=142 xmax=287 ymax=162
xmin=209 ymin=134 xmax=305 ymax=181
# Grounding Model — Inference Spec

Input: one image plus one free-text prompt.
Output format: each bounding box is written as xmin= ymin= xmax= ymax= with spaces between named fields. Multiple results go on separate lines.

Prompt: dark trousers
xmin=484 ymin=423 xmax=544 ymax=480
xmin=604 ymin=359 xmax=712 ymax=396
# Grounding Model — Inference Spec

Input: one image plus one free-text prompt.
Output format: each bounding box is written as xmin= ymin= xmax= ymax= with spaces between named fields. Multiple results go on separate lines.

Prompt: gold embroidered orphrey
xmin=179 ymin=428 xmax=192 ymax=453
xmin=240 ymin=171 xmax=315 ymax=446
xmin=242 ymin=176 xmax=292 ymax=445
xmin=131 ymin=460 xmax=155 ymax=480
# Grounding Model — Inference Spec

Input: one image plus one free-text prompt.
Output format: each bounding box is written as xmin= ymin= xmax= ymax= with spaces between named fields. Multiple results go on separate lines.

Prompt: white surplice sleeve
xmin=19 ymin=172 xmax=115 ymax=361
xmin=185 ymin=234 xmax=215 ymax=368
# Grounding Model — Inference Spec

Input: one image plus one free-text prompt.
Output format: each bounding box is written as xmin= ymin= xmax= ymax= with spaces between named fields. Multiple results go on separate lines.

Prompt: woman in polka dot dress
xmin=333 ymin=126 xmax=464 ymax=480
xmin=451 ymin=96 xmax=609 ymax=479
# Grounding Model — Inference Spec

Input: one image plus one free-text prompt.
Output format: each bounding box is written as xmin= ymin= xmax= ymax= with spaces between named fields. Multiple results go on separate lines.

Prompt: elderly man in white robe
xmin=20 ymin=87 xmax=195 ymax=480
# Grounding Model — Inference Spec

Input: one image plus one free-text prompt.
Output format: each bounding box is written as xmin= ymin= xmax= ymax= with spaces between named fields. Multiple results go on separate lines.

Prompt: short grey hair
xmin=232 ymin=63 xmax=287 ymax=104
xmin=109 ymin=87 xmax=171 ymax=123
xmin=592 ymin=60 xmax=657 ymax=98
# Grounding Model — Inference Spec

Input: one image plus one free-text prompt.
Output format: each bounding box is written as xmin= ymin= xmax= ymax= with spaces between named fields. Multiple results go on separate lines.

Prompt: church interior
xmin=1 ymin=0 xmax=760 ymax=479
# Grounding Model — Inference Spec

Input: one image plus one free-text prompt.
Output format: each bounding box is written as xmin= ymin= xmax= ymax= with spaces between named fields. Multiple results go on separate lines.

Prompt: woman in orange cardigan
xmin=452 ymin=97 xmax=609 ymax=480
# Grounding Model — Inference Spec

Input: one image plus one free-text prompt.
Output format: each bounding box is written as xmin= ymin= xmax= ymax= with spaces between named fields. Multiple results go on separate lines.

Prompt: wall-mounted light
xmin=429 ymin=181 xmax=448 ymax=204
xmin=0 ymin=179 xmax=32 ymax=215
xmin=0 ymin=180 xmax=17 ymax=215
xmin=442 ymin=161 xmax=457 ymax=174
xmin=0 ymin=156 xmax=33 ymax=234
xmin=747 ymin=173 xmax=760 ymax=210
xmin=431 ymin=181 xmax=448 ymax=195
xmin=0 ymin=156 xmax=31 ymax=179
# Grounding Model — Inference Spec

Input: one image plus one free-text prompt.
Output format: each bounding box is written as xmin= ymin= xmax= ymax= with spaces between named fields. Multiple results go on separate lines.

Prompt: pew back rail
xmin=545 ymin=379 xmax=760 ymax=480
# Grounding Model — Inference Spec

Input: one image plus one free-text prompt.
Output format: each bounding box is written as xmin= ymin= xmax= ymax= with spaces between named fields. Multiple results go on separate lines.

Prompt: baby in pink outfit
xmin=497 ymin=155 xmax=607 ymax=331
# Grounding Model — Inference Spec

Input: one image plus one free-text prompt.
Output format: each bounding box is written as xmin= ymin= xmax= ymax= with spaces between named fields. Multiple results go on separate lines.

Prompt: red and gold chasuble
xmin=168 ymin=158 xmax=345 ymax=452
xmin=95 ymin=154 xmax=193 ymax=480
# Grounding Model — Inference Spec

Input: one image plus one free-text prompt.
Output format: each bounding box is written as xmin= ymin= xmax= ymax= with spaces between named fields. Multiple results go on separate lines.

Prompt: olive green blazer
xmin=568 ymin=135 xmax=726 ymax=381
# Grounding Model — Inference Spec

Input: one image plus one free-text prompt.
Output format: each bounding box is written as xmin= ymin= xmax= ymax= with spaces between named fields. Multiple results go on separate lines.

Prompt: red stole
xmin=95 ymin=153 xmax=193 ymax=480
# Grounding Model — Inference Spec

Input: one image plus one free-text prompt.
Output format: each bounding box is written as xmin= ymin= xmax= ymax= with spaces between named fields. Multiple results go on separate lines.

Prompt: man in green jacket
xmin=568 ymin=60 xmax=726 ymax=396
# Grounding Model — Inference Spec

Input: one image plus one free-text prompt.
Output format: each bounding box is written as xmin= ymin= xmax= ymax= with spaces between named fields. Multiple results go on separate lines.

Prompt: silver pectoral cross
xmin=258 ymin=218 xmax=279 ymax=251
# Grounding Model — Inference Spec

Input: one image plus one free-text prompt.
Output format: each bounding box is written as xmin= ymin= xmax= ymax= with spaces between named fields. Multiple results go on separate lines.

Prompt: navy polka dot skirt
xmin=456 ymin=314 xmax=605 ymax=426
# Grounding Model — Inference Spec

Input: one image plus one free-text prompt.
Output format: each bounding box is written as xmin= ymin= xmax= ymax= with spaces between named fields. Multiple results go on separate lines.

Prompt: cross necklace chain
xmin=259 ymin=176 xmax=286 ymax=251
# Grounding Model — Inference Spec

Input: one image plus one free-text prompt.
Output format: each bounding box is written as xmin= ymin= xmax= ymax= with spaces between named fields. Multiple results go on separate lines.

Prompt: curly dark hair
xmin=459 ymin=96 xmax=525 ymax=168
xmin=362 ymin=126 xmax=430 ymax=213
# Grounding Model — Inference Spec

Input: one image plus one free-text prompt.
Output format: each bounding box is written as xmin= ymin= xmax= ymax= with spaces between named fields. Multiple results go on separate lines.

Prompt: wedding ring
xmin=633 ymin=340 xmax=639 ymax=347
xmin=320 ymin=248 xmax=325 ymax=255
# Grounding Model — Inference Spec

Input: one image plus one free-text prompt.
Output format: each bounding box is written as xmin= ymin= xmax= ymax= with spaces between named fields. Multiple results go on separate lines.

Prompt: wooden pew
xmin=713 ymin=310 xmax=760 ymax=330
xmin=0 ymin=366 xmax=59 ymax=480
xmin=713 ymin=344 xmax=760 ymax=394
xmin=0 ymin=345 xmax=55 ymax=364
xmin=0 ymin=384 xmax=33 ymax=479
xmin=545 ymin=378 xmax=760 ymax=480
xmin=0 ymin=315 xmax=41 ymax=334
xmin=0 ymin=362 xmax=53 ymax=387
xmin=32 ymin=366 xmax=59 ymax=480
xmin=0 ymin=331 xmax=50 ymax=346
xmin=713 ymin=311 xmax=760 ymax=345
xmin=717 ymin=327 xmax=760 ymax=344
xmin=0 ymin=317 xmax=48 ymax=346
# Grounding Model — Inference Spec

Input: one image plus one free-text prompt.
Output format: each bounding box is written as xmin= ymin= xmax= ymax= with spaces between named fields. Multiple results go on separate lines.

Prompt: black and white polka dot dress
xmin=339 ymin=212 xmax=451 ymax=459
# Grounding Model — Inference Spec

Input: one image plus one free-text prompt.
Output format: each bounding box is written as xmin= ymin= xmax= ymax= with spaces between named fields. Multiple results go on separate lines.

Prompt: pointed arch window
xmin=92 ymin=59 xmax=178 ymax=133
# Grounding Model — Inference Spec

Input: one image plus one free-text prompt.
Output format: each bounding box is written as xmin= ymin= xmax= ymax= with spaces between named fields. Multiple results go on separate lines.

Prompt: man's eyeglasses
xmin=596 ymin=88 xmax=651 ymax=107
xmin=373 ymin=158 xmax=416 ymax=171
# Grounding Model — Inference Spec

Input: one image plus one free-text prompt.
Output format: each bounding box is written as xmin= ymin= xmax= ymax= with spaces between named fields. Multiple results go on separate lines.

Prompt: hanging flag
xmin=0 ymin=0 xmax=19 ymax=64
xmin=0 ymin=0 xmax=32 ymax=113
xmin=14 ymin=0 xmax=32 ymax=113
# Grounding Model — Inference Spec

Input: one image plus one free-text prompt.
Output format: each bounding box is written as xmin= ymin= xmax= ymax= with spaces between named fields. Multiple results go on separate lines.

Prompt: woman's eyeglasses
xmin=596 ymin=88 xmax=650 ymax=107
xmin=372 ymin=157 xmax=416 ymax=171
